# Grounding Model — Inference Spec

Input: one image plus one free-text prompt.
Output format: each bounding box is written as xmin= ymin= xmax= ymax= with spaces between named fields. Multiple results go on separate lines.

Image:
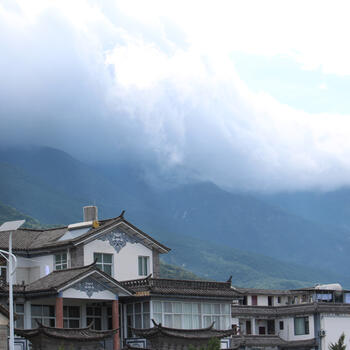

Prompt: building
xmin=1 ymin=206 xmax=350 ymax=350
xmin=0 ymin=304 xmax=9 ymax=350
xmin=231 ymin=283 xmax=350 ymax=350
xmin=0 ymin=206 xmax=237 ymax=350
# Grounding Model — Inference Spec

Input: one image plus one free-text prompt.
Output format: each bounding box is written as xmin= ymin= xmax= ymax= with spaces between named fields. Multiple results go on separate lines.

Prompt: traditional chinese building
xmin=0 ymin=206 xmax=237 ymax=349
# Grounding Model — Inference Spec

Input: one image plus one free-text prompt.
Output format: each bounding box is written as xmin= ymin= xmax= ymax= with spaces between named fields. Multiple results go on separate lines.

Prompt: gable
xmin=61 ymin=276 xmax=117 ymax=300
xmin=76 ymin=220 xmax=169 ymax=253
xmin=59 ymin=271 xmax=131 ymax=299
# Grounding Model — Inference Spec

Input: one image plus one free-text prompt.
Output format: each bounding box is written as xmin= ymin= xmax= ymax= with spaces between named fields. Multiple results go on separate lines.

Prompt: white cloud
xmin=2 ymin=0 xmax=350 ymax=192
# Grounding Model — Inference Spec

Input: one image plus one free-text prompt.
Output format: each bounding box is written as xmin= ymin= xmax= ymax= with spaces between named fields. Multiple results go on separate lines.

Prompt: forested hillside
xmin=1 ymin=146 xmax=349 ymax=288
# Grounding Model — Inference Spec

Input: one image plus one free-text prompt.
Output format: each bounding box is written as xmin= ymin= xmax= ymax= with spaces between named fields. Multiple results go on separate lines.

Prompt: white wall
xmin=0 ymin=312 xmax=8 ymax=326
xmin=84 ymin=239 xmax=153 ymax=281
xmin=258 ymin=295 xmax=269 ymax=306
xmin=321 ymin=315 xmax=350 ymax=350
xmin=279 ymin=315 xmax=314 ymax=341
xmin=14 ymin=255 xmax=55 ymax=284
xmin=246 ymin=295 xmax=272 ymax=306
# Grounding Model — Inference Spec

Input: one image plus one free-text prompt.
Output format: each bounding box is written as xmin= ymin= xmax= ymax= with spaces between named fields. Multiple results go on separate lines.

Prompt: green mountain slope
xmin=0 ymin=203 xmax=342 ymax=288
xmin=0 ymin=161 xmax=85 ymax=225
xmin=159 ymin=261 xmax=202 ymax=280
xmin=0 ymin=202 xmax=42 ymax=229
xmin=1 ymin=145 xmax=350 ymax=287
xmin=258 ymin=190 xmax=350 ymax=231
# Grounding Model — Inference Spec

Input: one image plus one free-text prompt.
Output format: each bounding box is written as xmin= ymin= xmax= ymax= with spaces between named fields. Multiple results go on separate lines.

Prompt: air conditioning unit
xmin=319 ymin=330 xmax=326 ymax=337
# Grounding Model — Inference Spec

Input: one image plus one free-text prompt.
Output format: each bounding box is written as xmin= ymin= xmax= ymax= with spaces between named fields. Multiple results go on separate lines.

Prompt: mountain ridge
xmin=1 ymin=145 xmax=349 ymax=288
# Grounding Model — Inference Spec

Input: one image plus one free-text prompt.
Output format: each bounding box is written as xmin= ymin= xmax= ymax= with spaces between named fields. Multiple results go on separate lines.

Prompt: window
xmin=259 ymin=326 xmax=266 ymax=335
xmin=138 ymin=256 xmax=149 ymax=276
xmin=294 ymin=317 xmax=309 ymax=335
xmin=15 ymin=304 xmax=24 ymax=329
xmin=251 ymin=295 xmax=258 ymax=306
xmin=279 ymin=321 xmax=284 ymax=330
xmin=268 ymin=296 xmax=273 ymax=306
xmin=127 ymin=302 xmax=150 ymax=337
xmin=87 ymin=305 xmax=102 ymax=330
xmin=55 ymin=253 xmax=68 ymax=270
xmin=345 ymin=293 xmax=350 ymax=303
xmin=277 ymin=296 xmax=281 ymax=304
xmin=31 ymin=305 xmax=55 ymax=327
xmin=267 ymin=320 xmax=275 ymax=334
xmin=63 ymin=306 xmax=80 ymax=328
xmin=152 ymin=301 xmax=231 ymax=330
xmin=94 ymin=253 xmax=113 ymax=276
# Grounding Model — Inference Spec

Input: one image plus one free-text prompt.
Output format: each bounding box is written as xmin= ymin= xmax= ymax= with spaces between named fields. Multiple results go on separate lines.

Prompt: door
xmin=267 ymin=320 xmax=275 ymax=334
xmin=246 ymin=320 xmax=252 ymax=335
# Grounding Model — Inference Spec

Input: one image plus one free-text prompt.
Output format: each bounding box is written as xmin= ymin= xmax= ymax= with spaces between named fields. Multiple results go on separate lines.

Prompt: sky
xmin=1 ymin=0 xmax=350 ymax=192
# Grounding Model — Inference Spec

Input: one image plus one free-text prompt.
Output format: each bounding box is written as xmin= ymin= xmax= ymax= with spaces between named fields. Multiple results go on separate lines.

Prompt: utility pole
xmin=0 ymin=220 xmax=25 ymax=350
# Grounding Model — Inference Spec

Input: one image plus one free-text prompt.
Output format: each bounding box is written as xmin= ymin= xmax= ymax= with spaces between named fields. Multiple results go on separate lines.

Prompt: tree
xmin=329 ymin=333 xmax=346 ymax=350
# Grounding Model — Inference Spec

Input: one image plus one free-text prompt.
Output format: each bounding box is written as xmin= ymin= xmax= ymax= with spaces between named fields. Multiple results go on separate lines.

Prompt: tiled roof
xmin=1 ymin=263 xmax=133 ymax=296
xmin=230 ymin=335 xmax=317 ymax=349
xmin=231 ymin=302 xmax=350 ymax=317
xmin=0 ymin=227 xmax=66 ymax=251
xmin=15 ymin=322 xmax=118 ymax=341
xmin=121 ymin=277 xmax=238 ymax=299
xmin=234 ymin=288 xmax=292 ymax=296
xmin=132 ymin=321 xmax=236 ymax=340
xmin=0 ymin=215 xmax=170 ymax=253
xmin=25 ymin=264 xmax=96 ymax=293
xmin=0 ymin=304 xmax=9 ymax=318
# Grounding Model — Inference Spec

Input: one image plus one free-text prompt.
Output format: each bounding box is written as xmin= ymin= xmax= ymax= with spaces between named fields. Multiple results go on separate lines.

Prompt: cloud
xmin=2 ymin=0 xmax=350 ymax=192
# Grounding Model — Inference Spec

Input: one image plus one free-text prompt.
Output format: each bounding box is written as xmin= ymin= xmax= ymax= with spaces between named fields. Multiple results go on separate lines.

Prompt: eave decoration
xmin=72 ymin=277 xmax=106 ymax=298
xmin=98 ymin=228 xmax=139 ymax=252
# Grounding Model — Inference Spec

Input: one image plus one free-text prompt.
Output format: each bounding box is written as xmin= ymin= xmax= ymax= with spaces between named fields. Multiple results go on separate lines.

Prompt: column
xmin=112 ymin=298 xmax=120 ymax=350
xmin=55 ymin=295 xmax=63 ymax=328
xmin=24 ymin=301 xmax=31 ymax=329
xmin=81 ymin=303 xmax=87 ymax=328
xmin=251 ymin=318 xmax=256 ymax=335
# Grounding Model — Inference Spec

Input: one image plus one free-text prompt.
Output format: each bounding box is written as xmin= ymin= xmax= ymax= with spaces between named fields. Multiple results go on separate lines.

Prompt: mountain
xmin=257 ymin=190 xmax=350 ymax=231
xmin=0 ymin=201 xmax=343 ymax=288
xmin=1 ymin=145 xmax=350 ymax=287
xmin=149 ymin=182 xmax=350 ymax=276
xmin=0 ymin=202 xmax=42 ymax=229
xmin=159 ymin=261 xmax=202 ymax=280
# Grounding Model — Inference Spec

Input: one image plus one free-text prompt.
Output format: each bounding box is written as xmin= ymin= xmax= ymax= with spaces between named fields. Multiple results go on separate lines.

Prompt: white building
xmin=0 ymin=206 xmax=236 ymax=350
xmin=231 ymin=284 xmax=350 ymax=350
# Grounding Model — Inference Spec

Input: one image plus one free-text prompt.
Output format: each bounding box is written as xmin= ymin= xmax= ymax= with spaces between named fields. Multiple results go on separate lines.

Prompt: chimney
xmin=83 ymin=206 xmax=98 ymax=222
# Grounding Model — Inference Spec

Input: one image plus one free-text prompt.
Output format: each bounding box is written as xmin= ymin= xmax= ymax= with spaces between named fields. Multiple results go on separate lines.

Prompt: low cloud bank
xmin=1 ymin=1 xmax=350 ymax=192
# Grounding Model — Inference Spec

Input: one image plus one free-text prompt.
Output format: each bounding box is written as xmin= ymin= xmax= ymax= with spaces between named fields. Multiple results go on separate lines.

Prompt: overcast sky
xmin=2 ymin=0 xmax=350 ymax=192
